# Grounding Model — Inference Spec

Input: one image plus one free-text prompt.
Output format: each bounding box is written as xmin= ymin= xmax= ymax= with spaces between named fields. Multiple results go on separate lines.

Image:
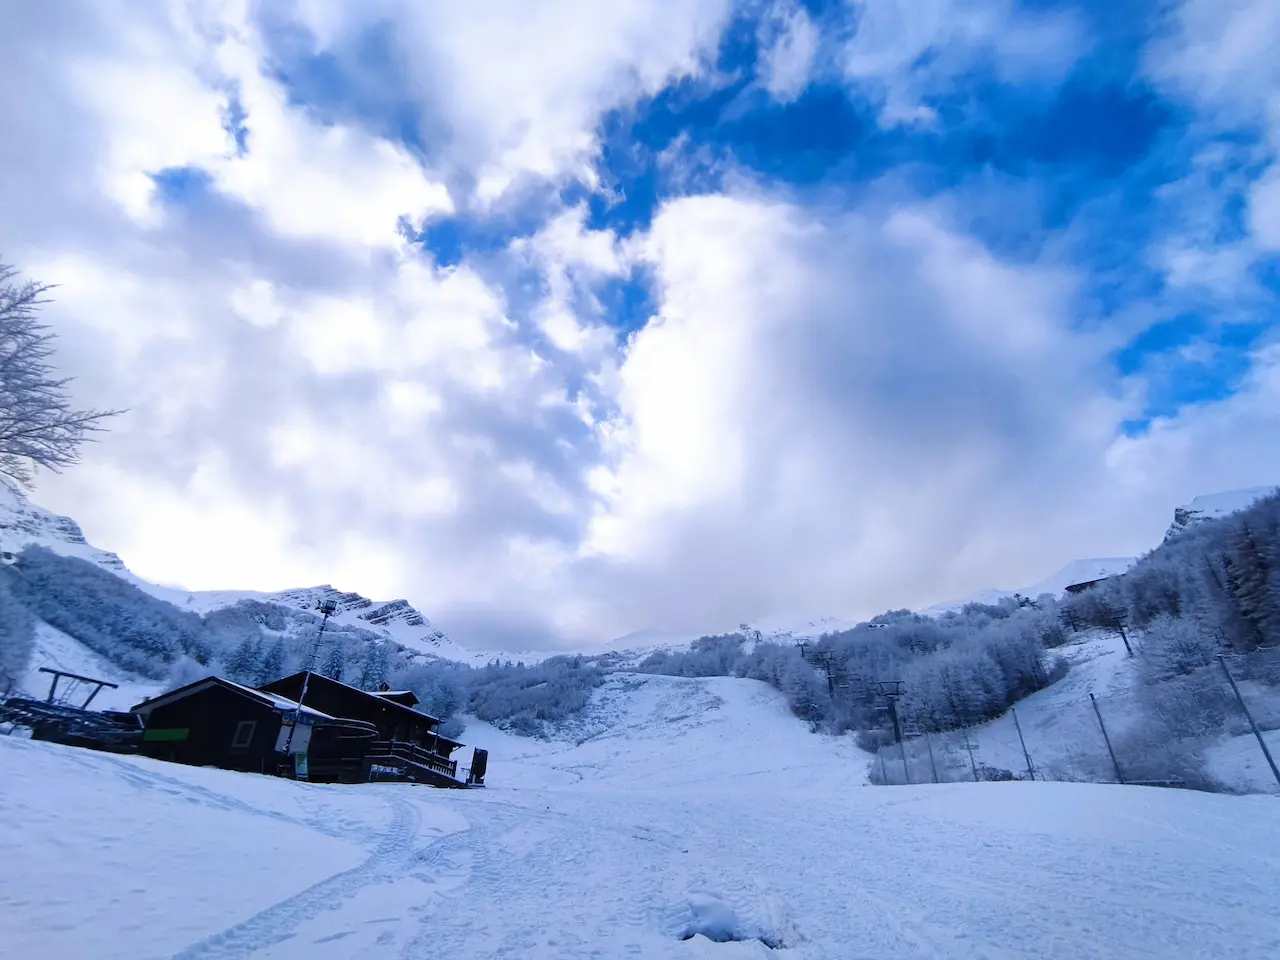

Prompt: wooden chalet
xmin=258 ymin=672 xmax=470 ymax=787
xmin=131 ymin=677 xmax=379 ymax=780
xmin=129 ymin=671 xmax=486 ymax=789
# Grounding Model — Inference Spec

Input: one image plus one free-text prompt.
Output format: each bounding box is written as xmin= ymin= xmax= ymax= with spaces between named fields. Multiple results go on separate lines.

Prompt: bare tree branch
xmin=0 ymin=258 xmax=123 ymax=487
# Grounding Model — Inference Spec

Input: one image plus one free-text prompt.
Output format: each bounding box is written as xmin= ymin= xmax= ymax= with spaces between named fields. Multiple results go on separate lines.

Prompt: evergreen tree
xmin=223 ymin=637 xmax=261 ymax=684
xmin=358 ymin=643 xmax=390 ymax=690
xmin=257 ymin=638 xmax=287 ymax=685
xmin=321 ymin=642 xmax=345 ymax=682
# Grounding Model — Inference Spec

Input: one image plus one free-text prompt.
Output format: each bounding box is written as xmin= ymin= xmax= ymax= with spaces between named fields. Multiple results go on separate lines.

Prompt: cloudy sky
xmin=2 ymin=0 xmax=1278 ymax=650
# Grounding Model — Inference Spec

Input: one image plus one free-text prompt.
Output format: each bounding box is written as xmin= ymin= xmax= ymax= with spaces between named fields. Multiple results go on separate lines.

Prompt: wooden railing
xmin=367 ymin=740 xmax=458 ymax=779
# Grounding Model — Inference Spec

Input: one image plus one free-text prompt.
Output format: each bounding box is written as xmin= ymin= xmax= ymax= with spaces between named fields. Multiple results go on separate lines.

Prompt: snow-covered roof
xmin=132 ymin=676 xmax=334 ymax=719
xmin=219 ymin=678 xmax=334 ymax=719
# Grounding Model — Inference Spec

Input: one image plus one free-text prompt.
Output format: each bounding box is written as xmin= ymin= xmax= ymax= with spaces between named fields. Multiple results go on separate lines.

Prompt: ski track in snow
xmin=5 ymin=674 xmax=1280 ymax=959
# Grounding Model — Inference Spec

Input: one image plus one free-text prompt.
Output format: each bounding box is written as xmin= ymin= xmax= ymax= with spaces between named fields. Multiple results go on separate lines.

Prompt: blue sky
xmin=3 ymin=0 xmax=1280 ymax=648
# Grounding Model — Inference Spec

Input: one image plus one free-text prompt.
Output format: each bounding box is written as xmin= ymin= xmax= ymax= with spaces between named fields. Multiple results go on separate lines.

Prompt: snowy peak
xmin=1165 ymin=486 xmax=1279 ymax=541
xmin=240 ymin=586 xmax=457 ymax=657
xmin=0 ymin=482 xmax=130 ymax=574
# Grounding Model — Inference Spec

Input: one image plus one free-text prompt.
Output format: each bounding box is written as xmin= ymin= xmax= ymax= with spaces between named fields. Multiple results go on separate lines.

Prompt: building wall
xmin=139 ymin=686 xmax=283 ymax=774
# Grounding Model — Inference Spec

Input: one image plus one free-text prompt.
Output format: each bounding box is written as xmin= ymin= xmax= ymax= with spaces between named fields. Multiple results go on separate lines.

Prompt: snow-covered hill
xmin=1165 ymin=486 xmax=1280 ymax=541
xmin=3 ymin=674 xmax=1280 ymax=959
xmin=925 ymin=556 xmax=1138 ymax=615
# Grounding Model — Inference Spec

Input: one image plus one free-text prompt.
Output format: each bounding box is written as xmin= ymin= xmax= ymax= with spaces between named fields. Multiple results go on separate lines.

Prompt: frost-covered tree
xmin=12 ymin=546 xmax=207 ymax=678
xmin=257 ymin=638 xmax=287 ymax=684
xmin=357 ymin=643 xmax=390 ymax=690
xmin=0 ymin=568 xmax=35 ymax=691
xmin=321 ymin=642 xmax=346 ymax=682
xmin=0 ymin=261 xmax=121 ymax=487
xmin=223 ymin=637 xmax=261 ymax=684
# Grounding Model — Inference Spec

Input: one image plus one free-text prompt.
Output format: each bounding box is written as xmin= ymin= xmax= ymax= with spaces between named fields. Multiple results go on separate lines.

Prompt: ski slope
xmin=4 ymin=673 xmax=1280 ymax=959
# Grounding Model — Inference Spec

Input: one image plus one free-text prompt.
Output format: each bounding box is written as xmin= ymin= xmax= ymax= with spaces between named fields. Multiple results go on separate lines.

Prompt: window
xmin=231 ymin=720 xmax=256 ymax=748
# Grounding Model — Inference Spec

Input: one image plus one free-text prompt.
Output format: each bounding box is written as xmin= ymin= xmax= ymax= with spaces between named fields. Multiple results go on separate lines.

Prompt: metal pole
xmin=900 ymin=738 xmax=910 ymax=785
xmin=925 ymin=731 xmax=939 ymax=784
xmin=963 ymin=729 xmax=979 ymax=781
xmin=1218 ymin=655 xmax=1280 ymax=790
xmin=1011 ymin=707 xmax=1035 ymax=781
xmin=283 ymin=605 xmax=335 ymax=758
xmin=878 ymin=749 xmax=887 ymax=785
xmin=1089 ymin=693 xmax=1124 ymax=784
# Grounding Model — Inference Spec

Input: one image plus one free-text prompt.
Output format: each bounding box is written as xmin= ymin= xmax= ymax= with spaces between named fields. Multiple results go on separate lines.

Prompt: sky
xmin=1 ymin=0 xmax=1279 ymax=651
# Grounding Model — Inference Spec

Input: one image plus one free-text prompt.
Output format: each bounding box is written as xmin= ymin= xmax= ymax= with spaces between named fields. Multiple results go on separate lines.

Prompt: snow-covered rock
xmin=1164 ymin=486 xmax=1279 ymax=542
xmin=0 ymin=482 xmax=133 ymax=577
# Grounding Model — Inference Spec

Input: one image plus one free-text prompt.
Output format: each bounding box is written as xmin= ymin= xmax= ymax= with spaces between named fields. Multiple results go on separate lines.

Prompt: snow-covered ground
xmin=965 ymin=631 xmax=1140 ymax=780
xmin=5 ymin=672 xmax=1280 ymax=959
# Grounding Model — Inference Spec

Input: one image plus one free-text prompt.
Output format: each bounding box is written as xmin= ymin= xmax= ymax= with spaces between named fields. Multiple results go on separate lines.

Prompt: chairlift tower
xmin=874 ymin=680 xmax=905 ymax=744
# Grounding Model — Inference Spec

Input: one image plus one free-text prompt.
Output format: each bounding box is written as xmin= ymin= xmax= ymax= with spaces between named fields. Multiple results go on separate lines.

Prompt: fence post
xmin=1011 ymin=706 xmax=1035 ymax=781
xmin=1218 ymin=655 xmax=1280 ymax=791
xmin=925 ymin=731 xmax=938 ymax=784
xmin=1089 ymin=693 xmax=1124 ymax=784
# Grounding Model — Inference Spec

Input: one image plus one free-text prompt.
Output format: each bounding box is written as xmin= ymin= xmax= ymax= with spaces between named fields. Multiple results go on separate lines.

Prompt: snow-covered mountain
xmin=0 ymin=484 xmax=474 ymax=662
xmin=152 ymin=584 xmax=475 ymax=661
xmin=0 ymin=482 xmax=134 ymax=578
xmin=1164 ymin=486 xmax=1280 ymax=542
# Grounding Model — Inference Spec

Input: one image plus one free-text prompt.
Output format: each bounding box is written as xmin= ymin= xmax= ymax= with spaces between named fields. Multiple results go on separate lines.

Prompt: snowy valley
xmin=3 ymin=484 xmax=1280 ymax=957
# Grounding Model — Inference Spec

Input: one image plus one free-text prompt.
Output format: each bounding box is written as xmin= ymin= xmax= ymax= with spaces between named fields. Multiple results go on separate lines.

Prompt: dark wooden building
xmin=258 ymin=672 xmax=467 ymax=786
xmin=131 ymin=677 xmax=378 ymax=780
xmin=1064 ymin=575 xmax=1114 ymax=595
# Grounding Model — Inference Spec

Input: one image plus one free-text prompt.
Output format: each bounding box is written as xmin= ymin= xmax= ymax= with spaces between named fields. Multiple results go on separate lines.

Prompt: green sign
xmin=142 ymin=727 xmax=189 ymax=742
xmin=294 ymin=753 xmax=309 ymax=780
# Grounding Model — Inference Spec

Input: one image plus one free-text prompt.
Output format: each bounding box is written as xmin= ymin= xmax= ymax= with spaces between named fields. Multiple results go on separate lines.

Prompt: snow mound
xmin=667 ymin=890 xmax=792 ymax=950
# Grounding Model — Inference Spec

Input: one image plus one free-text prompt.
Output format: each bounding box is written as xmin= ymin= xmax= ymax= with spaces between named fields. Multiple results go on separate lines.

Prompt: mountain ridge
xmin=7 ymin=481 xmax=1276 ymax=662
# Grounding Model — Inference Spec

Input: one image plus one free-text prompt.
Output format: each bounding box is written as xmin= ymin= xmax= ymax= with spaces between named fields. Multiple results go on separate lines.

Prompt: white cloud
xmin=758 ymin=3 xmax=819 ymax=103
xmin=285 ymin=0 xmax=735 ymax=205
xmin=841 ymin=0 xmax=1086 ymax=125
xmin=65 ymin=1 xmax=452 ymax=245
xmin=5 ymin=0 xmax=1280 ymax=652
xmin=1145 ymin=0 xmax=1280 ymax=256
